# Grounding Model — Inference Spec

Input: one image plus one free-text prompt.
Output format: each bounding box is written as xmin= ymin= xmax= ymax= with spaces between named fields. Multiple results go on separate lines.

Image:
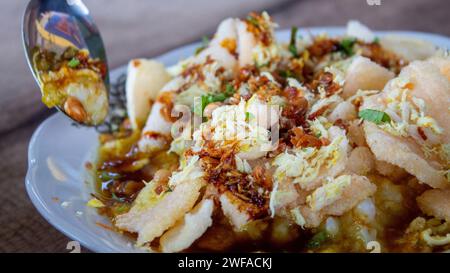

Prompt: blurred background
xmin=0 ymin=0 xmax=448 ymax=252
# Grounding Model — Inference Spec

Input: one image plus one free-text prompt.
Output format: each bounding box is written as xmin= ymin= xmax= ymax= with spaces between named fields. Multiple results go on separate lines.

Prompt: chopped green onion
xmin=194 ymin=84 xmax=236 ymax=118
xmin=339 ymin=37 xmax=356 ymax=56
xmin=279 ymin=70 xmax=294 ymax=78
xmin=62 ymin=47 xmax=77 ymax=60
xmin=307 ymin=230 xmax=330 ymax=248
xmin=202 ymin=35 xmax=210 ymax=45
xmin=194 ymin=36 xmax=210 ymax=55
xmin=225 ymin=83 xmax=235 ymax=96
xmin=67 ymin=57 xmax=80 ymax=68
xmin=245 ymin=112 xmax=254 ymax=121
xmin=256 ymin=61 xmax=270 ymax=69
xmin=99 ymin=171 xmax=121 ymax=181
xmin=358 ymin=109 xmax=391 ymax=124
xmin=289 ymin=26 xmax=299 ymax=57
xmin=114 ymin=204 xmax=129 ymax=214
xmin=195 ymin=93 xmax=226 ymax=118
xmin=246 ymin=15 xmax=259 ymax=27
xmin=209 ymin=93 xmax=227 ymax=103
xmin=111 ymin=192 xmax=126 ymax=203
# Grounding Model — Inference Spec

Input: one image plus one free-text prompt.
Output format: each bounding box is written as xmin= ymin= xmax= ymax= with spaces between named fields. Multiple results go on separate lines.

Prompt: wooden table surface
xmin=0 ymin=0 xmax=448 ymax=253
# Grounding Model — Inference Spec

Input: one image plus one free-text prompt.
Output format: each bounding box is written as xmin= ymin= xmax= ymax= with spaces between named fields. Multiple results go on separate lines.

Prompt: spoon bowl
xmin=22 ymin=0 xmax=109 ymax=126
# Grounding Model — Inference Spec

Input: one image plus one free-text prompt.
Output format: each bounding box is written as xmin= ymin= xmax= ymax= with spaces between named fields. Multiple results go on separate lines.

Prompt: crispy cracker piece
xmin=346 ymin=20 xmax=375 ymax=43
xmin=160 ymin=199 xmax=214 ymax=253
xmin=348 ymin=120 xmax=367 ymax=147
xmin=328 ymin=101 xmax=357 ymax=123
xmin=196 ymin=18 xmax=239 ymax=73
xmin=374 ymin=159 xmax=408 ymax=181
xmin=322 ymin=175 xmax=377 ymax=216
xmin=396 ymin=60 xmax=450 ymax=144
xmin=220 ymin=192 xmax=251 ymax=230
xmin=138 ymin=101 xmax=173 ymax=153
xmin=219 ymin=192 xmax=265 ymax=231
xmin=380 ymin=35 xmax=437 ymax=62
xmin=114 ymin=180 xmax=166 ymax=233
xmin=298 ymin=175 xmax=376 ymax=228
xmin=137 ymin=180 xmax=204 ymax=246
xmin=417 ymin=189 xmax=450 ymax=222
xmin=298 ymin=206 xmax=323 ymax=228
xmin=364 ymin=122 xmax=447 ymax=189
xmin=343 ymin=56 xmax=395 ymax=99
xmin=126 ymin=59 xmax=171 ymax=130
xmin=236 ymin=20 xmax=257 ymax=67
xmin=116 ymin=179 xmax=204 ymax=246
xmin=346 ymin=147 xmax=375 ymax=175
xmin=362 ymin=59 xmax=450 ymax=189
xmin=272 ymin=179 xmax=307 ymax=218
xmin=428 ymin=55 xmax=450 ymax=81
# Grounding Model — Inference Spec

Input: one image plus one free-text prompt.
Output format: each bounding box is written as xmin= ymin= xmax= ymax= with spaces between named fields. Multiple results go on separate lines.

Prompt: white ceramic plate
xmin=26 ymin=28 xmax=450 ymax=253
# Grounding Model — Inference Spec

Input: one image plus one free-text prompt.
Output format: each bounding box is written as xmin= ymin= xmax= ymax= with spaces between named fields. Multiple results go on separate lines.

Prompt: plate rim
xmin=25 ymin=114 xmax=121 ymax=253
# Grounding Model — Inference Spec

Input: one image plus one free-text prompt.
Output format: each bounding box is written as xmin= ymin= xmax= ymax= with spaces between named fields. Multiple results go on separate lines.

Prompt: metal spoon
xmin=22 ymin=0 xmax=109 ymax=126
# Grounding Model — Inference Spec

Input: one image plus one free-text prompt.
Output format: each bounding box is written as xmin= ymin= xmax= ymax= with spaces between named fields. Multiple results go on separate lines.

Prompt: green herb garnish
xmin=195 ymin=36 xmax=210 ymax=55
xmin=209 ymin=93 xmax=228 ymax=103
xmin=279 ymin=70 xmax=294 ymax=78
xmin=289 ymin=26 xmax=299 ymax=57
xmin=67 ymin=57 xmax=80 ymax=68
xmin=202 ymin=35 xmax=210 ymax=45
xmin=373 ymin=37 xmax=380 ymax=44
xmin=194 ymin=83 xmax=236 ymax=118
xmin=111 ymin=192 xmax=126 ymax=203
xmin=339 ymin=37 xmax=356 ymax=56
xmin=99 ymin=171 xmax=121 ymax=181
xmin=195 ymin=93 xmax=226 ymax=118
xmin=246 ymin=15 xmax=259 ymax=27
xmin=358 ymin=109 xmax=391 ymax=124
xmin=115 ymin=204 xmax=129 ymax=214
xmin=225 ymin=83 xmax=235 ymax=96
xmin=307 ymin=230 xmax=330 ymax=249
xmin=204 ymin=93 xmax=227 ymax=104
xmin=245 ymin=112 xmax=254 ymax=121
xmin=62 ymin=47 xmax=77 ymax=60
xmin=256 ymin=61 xmax=270 ymax=69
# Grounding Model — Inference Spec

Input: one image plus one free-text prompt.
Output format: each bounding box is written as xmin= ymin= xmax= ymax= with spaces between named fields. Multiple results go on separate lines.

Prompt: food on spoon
xmin=33 ymin=47 xmax=108 ymax=125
